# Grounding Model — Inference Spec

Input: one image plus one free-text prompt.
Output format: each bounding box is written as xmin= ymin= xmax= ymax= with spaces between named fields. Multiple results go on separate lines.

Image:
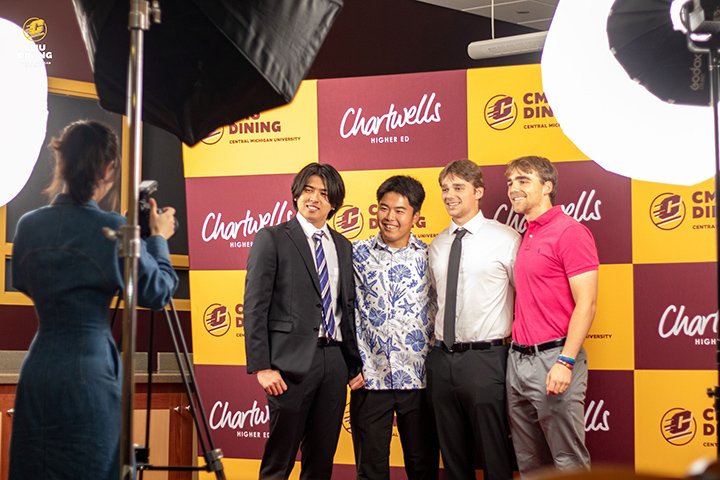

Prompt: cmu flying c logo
xmin=203 ymin=303 xmax=231 ymax=337
xmin=661 ymin=408 xmax=696 ymax=446
xmin=484 ymin=95 xmax=517 ymax=131
xmin=650 ymin=193 xmax=686 ymax=230
xmin=333 ymin=205 xmax=364 ymax=239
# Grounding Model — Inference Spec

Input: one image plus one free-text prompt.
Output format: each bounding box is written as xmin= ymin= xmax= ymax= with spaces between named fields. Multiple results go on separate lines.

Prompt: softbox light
xmin=72 ymin=0 xmax=343 ymax=146
xmin=607 ymin=0 xmax=712 ymax=106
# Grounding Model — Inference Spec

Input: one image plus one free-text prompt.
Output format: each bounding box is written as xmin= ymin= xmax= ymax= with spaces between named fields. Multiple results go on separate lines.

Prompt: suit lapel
xmin=286 ymin=217 xmax=321 ymax=295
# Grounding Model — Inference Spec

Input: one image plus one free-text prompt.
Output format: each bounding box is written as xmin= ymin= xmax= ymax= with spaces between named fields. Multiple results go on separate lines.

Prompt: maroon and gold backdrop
xmin=184 ymin=65 xmax=717 ymax=478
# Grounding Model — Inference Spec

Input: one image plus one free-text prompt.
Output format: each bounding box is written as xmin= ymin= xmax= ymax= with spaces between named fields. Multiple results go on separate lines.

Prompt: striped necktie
xmin=313 ymin=231 xmax=336 ymax=338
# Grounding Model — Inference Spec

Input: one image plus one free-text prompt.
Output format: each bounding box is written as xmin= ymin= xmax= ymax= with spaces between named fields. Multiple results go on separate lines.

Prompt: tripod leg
xmin=163 ymin=300 xmax=226 ymax=480
xmin=137 ymin=310 xmax=157 ymax=479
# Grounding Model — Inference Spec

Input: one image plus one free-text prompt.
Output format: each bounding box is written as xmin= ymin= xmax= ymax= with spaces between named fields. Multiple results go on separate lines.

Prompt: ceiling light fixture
xmin=467 ymin=0 xmax=547 ymax=60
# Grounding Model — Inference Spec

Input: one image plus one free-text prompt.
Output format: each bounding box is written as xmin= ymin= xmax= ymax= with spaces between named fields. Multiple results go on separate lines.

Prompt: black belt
xmin=511 ymin=337 xmax=566 ymax=355
xmin=317 ymin=337 xmax=340 ymax=347
xmin=435 ymin=338 xmax=509 ymax=353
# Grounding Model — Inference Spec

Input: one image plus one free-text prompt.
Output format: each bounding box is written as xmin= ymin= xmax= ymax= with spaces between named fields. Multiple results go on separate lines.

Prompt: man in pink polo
xmin=504 ymin=156 xmax=599 ymax=476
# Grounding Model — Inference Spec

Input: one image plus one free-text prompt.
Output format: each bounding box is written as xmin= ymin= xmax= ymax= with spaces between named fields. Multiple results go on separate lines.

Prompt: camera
xmin=139 ymin=180 xmax=178 ymax=238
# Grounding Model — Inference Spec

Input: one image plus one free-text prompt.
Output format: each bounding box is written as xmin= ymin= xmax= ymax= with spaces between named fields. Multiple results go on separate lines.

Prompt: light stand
xmin=70 ymin=0 xmax=344 ymax=477
xmin=117 ymin=2 xmax=156 ymax=478
xmin=675 ymin=0 xmax=720 ymax=461
xmin=700 ymin=42 xmax=720 ymax=462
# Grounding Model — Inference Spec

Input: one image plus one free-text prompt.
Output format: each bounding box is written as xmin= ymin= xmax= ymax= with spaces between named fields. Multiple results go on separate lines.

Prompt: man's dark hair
xmin=376 ymin=175 xmax=425 ymax=213
xmin=505 ymin=155 xmax=558 ymax=204
xmin=291 ymin=163 xmax=345 ymax=219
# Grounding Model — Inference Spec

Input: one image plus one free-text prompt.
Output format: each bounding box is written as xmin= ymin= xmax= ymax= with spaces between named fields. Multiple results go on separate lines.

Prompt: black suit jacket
xmin=244 ymin=216 xmax=362 ymax=382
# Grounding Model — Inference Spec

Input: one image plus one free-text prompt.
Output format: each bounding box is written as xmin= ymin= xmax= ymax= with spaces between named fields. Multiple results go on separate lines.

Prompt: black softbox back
xmin=72 ymin=0 xmax=343 ymax=145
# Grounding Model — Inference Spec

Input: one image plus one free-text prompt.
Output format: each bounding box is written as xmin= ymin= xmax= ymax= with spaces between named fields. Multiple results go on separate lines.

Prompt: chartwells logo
xmin=203 ymin=303 xmax=245 ymax=337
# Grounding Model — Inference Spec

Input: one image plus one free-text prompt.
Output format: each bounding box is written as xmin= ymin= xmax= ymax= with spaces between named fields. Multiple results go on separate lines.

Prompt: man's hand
xmin=257 ymin=369 xmax=288 ymax=396
xmin=348 ymin=372 xmax=365 ymax=390
xmin=546 ymin=363 xmax=571 ymax=395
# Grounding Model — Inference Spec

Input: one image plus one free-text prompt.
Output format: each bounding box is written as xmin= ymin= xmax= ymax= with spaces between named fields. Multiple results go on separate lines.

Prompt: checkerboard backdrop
xmin=185 ymin=65 xmax=717 ymax=479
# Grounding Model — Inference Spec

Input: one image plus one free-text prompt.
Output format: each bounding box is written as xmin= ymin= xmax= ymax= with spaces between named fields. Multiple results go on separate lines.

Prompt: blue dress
xmin=8 ymin=194 xmax=178 ymax=480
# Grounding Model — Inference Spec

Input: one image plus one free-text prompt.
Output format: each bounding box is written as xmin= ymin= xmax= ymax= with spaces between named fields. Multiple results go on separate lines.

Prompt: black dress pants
xmin=350 ymin=388 xmax=439 ymax=480
xmin=259 ymin=345 xmax=348 ymax=480
xmin=426 ymin=344 xmax=515 ymax=480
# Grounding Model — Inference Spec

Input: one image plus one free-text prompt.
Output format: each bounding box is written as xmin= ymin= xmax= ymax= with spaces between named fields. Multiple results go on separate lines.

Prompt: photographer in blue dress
xmin=8 ymin=120 xmax=178 ymax=480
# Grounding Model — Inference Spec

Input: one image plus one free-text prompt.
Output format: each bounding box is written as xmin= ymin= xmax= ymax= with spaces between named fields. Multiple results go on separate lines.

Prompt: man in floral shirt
xmin=351 ymin=175 xmax=439 ymax=480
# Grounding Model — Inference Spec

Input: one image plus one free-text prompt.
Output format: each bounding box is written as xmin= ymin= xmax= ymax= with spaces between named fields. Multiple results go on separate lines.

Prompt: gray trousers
xmin=506 ymin=346 xmax=590 ymax=477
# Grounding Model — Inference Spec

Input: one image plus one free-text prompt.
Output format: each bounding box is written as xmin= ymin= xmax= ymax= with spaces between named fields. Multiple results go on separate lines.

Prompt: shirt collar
xmin=449 ymin=210 xmax=486 ymax=236
xmin=530 ymin=205 xmax=563 ymax=227
xmin=295 ymin=211 xmax=330 ymax=239
xmin=372 ymin=232 xmax=423 ymax=252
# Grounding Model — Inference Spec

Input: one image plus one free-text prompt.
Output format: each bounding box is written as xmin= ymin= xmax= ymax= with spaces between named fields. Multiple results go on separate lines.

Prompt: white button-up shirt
xmin=296 ymin=212 xmax=342 ymax=340
xmin=428 ymin=211 xmax=520 ymax=343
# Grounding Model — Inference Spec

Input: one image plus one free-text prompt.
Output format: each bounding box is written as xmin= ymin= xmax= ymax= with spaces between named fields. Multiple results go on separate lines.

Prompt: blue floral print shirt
xmin=353 ymin=233 xmax=436 ymax=390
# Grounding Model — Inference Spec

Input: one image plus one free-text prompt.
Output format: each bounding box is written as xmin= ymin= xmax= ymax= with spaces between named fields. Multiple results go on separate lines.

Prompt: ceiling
xmin=416 ymin=0 xmax=558 ymax=31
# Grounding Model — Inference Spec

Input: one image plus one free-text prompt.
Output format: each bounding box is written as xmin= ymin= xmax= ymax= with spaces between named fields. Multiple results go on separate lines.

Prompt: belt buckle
xmin=449 ymin=343 xmax=461 ymax=353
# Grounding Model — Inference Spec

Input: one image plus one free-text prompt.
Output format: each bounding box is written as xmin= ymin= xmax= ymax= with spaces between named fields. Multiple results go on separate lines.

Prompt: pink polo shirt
xmin=512 ymin=206 xmax=599 ymax=346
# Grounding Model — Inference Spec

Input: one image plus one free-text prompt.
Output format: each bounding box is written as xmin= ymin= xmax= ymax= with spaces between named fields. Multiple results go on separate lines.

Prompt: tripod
xmin=112 ymin=296 xmax=226 ymax=479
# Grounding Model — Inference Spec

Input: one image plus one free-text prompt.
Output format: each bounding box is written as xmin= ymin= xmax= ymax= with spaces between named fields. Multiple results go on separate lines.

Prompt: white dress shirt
xmin=428 ymin=210 xmax=520 ymax=343
xmin=296 ymin=212 xmax=343 ymax=340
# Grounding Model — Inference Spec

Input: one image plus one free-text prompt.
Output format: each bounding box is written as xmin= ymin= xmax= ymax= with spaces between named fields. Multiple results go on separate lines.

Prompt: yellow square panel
xmin=183 ymin=81 xmax=319 ymax=178
xmin=190 ymin=269 xmax=246 ymax=366
xmin=585 ymin=264 xmax=634 ymax=370
xmin=467 ymin=65 xmax=589 ymax=166
xmin=632 ymin=177 xmax=716 ymax=264
xmin=634 ymin=370 xmax=717 ymax=477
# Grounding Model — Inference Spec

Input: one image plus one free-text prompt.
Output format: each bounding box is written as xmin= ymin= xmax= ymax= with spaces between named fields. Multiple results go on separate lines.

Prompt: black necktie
xmin=443 ymin=228 xmax=467 ymax=346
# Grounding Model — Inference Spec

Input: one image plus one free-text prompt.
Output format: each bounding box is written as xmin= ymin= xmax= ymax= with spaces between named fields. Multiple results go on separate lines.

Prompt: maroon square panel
xmin=186 ymin=174 xmax=296 ymax=270
xmin=318 ymin=70 xmax=467 ymax=171
xmin=634 ymin=263 xmax=717 ymax=370
xmin=585 ymin=370 xmax=635 ymax=466
xmin=480 ymin=161 xmax=632 ymax=264
xmin=195 ymin=364 xmax=270 ymax=459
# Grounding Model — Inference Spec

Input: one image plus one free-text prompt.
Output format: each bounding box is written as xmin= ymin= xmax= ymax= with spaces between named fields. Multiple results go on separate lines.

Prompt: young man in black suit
xmin=244 ymin=162 xmax=365 ymax=479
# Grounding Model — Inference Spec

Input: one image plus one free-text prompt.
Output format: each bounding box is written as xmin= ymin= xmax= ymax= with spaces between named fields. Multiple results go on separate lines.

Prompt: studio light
xmin=540 ymin=0 xmax=714 ymax=186
xmin=0 ymin=17 xmax=48 ymax=207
